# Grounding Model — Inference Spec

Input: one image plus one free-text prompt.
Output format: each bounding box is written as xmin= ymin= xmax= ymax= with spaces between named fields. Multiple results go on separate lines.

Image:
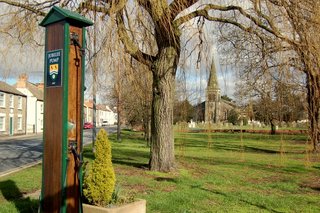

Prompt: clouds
xmin=0 ymin=43 xmax=43 ymax=81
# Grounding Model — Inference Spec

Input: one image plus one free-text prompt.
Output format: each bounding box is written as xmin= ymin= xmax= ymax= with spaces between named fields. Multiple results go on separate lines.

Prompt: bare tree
xmin=215 ymin=1 xmax=320 ymax=150
xmin=1 ymin=0 xmax=320 ymax=172
xmin=120 ymin=60 xmax=153 ymax=142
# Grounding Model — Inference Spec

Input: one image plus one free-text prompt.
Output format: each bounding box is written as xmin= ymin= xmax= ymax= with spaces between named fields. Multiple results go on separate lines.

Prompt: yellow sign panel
xmin=50 ymin=64 xmax=59 ymax=74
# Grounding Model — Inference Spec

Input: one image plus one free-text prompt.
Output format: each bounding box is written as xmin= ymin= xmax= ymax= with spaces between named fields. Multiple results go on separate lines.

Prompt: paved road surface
xmin=0 ymin=126 xmax=117 ymax=176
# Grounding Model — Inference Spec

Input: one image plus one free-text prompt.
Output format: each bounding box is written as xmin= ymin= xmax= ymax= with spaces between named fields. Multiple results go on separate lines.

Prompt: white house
xmin=84 ymin=100 xmax=93 ymax=124
xmin=0 ymin=81 xmax=27 ymax=136
xmin=97 ymin=104 xmax=117 ymax=126
xmin=84 ymin=101 xmax=117 ymax=126
xmin=15 ymin=74 xmax=44 ymax=134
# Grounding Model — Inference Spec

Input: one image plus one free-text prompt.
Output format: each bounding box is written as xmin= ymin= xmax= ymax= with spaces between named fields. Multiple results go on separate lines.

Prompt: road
xmin=0 ymin=126 xmax=117 ymax=176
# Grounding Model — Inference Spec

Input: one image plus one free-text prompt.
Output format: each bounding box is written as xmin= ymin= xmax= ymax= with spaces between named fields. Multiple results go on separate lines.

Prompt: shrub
xmin=227 ymin=109 xmax=239 ymax=125
xmin=242 ymin=117 xmax=248 ymax=126
xmin=83 ymin=129 xmax=116 ymax=206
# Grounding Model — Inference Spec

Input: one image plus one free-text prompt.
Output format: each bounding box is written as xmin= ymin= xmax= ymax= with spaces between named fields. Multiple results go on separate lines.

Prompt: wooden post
xmin=40 ymin=6 xmax=93 ymax=213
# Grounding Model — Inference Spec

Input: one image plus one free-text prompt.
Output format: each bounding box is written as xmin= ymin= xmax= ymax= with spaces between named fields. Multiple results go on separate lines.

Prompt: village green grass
xmin=0 ymin=130 xmax=319 ymax=212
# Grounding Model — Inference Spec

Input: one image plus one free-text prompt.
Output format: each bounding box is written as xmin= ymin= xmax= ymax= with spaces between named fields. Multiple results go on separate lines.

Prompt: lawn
xmin=0 ymin=130 xmax=319 ymax=212
xmin=0 ymin=164 xmax=41 ymax=212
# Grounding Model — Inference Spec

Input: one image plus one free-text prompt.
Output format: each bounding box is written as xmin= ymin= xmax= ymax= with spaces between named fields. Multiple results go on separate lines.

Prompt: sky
xmin=0 ymin=37 xmax=44 ymax=84
xmin=0 ymin=1 xmax=237 ymax=103
xmin=175 ymin=14 xmax=237 ymax=104
xmin=0 ymin=34 xmax=236 ymax=105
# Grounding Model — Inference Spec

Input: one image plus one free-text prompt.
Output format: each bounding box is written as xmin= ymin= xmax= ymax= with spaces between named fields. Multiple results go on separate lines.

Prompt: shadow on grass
xmin=313 ymin=165 xmax=320 ymax=170
xmin=244 ymin=146 xmax=280 ymax=154
xmin=109 ymin=130 xmax=148 ymax=144
xmin=198 ymin=186 xmax=284 ymax=213
xmin=310 ymin=187 xmax=320 ymax=191
xmin=112 ymin=158 xmax=149 ymax=169
xmin=0 ymin=181 xmax=86 ymax=212
xmin=82 ymin=148 xmax=95 ymax=160
xmin=0 ymin=180 xmax=39 ymax=213
xmin=179 ymin=137 xmax=304 ymax=154
xmin=83 ymin=143 xmax=149 ymax=162
xmin=183 ymin=154 xmax=309 ymax=174
xmin=154 ymin=177 xmax=178 ymax=183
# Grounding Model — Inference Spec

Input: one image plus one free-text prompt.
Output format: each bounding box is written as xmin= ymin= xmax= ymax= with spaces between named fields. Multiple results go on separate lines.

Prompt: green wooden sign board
xmin=46 ymin=49 xmax=63 ymax=87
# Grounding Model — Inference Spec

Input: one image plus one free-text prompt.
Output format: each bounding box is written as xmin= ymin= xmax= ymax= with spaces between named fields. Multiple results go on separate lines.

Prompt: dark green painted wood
xmin=61 ymin=21 xmax=70 ymax=213
xmin=40 ymin=26 xmax=49 ymax=212
xmin=40 ymin=6 xmax=93 ymax=27
xmin=78 ymin=27 xmax=87 ymax=213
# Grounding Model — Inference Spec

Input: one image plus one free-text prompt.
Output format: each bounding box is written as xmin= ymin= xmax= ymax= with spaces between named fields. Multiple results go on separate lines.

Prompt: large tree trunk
xmin=306 ymin=72 xmax=320 ymax=152
xmin=149 ymin=47 xmax=178 ymax=172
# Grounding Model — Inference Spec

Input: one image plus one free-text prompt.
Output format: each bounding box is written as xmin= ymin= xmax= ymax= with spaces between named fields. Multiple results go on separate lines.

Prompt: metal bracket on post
xmin=68 ymin=140 xmax=77 ymax=154
xmin=70 ymin=32 xmax=85 ymax=56
xmin=68 ymin=140 xmax=82 ymax=166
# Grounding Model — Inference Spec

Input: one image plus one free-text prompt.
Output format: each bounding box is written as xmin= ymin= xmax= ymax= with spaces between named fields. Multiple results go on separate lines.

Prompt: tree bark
xmin=270 ymin=119 xmax=276 ymax=135
xmin=306 ymin=72 xmax=320 ymax=152
xmin=117 ymin=96 xmax=121 ymax=142
xmin=149 ymin=47 xmax=178 ymax=172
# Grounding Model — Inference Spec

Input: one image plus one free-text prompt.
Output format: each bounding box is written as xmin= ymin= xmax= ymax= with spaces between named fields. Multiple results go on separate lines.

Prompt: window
xmin=0 ymin=93 xmax=5 ymax=107
xmin=0 ymin=115 xmax=5 ymax=131
xmin=18 ymin=97 xmax=22 ymax=109
xmin=17 ymin=116 xmax=22 ymax=130
xmin=40 ymin=119 xmax=43 ymax=130
xmin=9 ymin=95 xmax=14 ymax=108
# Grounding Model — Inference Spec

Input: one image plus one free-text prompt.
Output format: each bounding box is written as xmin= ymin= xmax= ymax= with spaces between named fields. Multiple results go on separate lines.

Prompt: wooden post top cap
xmin=40 ymin=6 xmax=93 ymax=27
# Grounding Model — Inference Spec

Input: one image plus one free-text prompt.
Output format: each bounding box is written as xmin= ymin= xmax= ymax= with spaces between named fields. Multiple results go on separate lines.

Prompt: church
xmin=195 ymin=59 xmax=236 ymax=123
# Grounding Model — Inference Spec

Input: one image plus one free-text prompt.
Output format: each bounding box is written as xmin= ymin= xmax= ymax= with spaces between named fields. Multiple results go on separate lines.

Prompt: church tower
xmin=205 ymin=59 xmax=221 ymax=123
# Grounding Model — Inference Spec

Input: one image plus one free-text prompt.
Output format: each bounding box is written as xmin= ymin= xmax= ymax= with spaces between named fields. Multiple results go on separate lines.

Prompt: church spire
xmin=205 ymin=57 xmax=221 ymax=123
xmin=207 ymin=58 xmax=219 ymax=90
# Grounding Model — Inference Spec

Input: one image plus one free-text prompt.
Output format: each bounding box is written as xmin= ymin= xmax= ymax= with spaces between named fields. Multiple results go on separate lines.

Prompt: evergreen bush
xmin=83 ymin=129 xmax=116 ymax=206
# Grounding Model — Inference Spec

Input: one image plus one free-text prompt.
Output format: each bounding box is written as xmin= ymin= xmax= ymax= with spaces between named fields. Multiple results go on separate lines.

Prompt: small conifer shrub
xmin=83 ymin=129 xmax=116 ymax=206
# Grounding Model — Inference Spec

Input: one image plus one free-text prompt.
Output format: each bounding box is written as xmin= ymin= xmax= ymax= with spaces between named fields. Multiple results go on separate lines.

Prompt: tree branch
xmin=0 ymin=0 xmax=46 ymax=16
xmin=168 ymin=0 xmax=199 ymax=20
xmin=116 ymin=9 xmax=154 ymax=67
xmin=174 ymin=4 xmax=299 ymax=47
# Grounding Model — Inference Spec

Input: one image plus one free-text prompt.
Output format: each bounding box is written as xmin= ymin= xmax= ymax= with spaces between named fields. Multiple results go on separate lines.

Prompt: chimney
xmin=16 ymin=74 xmax=28 ymax=88
xmin=37 ymin=83 xmax=44 ymax=90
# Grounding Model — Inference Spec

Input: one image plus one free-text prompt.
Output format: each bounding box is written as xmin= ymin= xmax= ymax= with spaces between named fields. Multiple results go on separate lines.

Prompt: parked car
xmin=83 ymin=122 xmax=93 ymax=129
xmin=102 ymin=120 xmax=108 ymax=126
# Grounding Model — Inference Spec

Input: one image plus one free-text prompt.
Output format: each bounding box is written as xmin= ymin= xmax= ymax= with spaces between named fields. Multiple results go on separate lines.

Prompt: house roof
xmin=0 ymin=81 xmax=26 ymax=97
xmin=39 ymin=6 xmax=93 ymax=27
xmin=15 ymin=82 xmax=44 ymax=101
xmin=84 ymin=102 xmax=114 ymax=112
xmin=84 ymin=100 xmax=93 ymax=108
xmin=96 ymin=104 xmax=113 ymax=112
xmin=96 ymin=104 xmax=105 ymax=110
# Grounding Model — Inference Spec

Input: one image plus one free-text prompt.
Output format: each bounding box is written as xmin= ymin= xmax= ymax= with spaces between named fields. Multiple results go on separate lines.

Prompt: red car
xmin=83 ymin=122 xmax=93 ymax=129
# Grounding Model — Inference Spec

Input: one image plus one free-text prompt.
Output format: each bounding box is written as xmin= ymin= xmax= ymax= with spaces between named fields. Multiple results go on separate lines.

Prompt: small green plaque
xmin=46 ymin=49 xmax=63 ymax=87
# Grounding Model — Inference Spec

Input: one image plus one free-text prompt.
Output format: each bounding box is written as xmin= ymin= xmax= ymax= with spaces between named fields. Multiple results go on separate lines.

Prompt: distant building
xmin=84 ymin=100 xmax=117 ymax=126
xmin=195 ymin=59 xmax=236 ymax=123
xmin=97 ymin=104 xmax=117 ymax=126
xmin=205 ymin=59 xmax=221 ymax=123
xmin=84 ymin=100 xmax=93 ymax=123
xmin=0 ymin=81 xmax=27 ymax=136
xmin=15 ymin=74 xmax=44 ymax=133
